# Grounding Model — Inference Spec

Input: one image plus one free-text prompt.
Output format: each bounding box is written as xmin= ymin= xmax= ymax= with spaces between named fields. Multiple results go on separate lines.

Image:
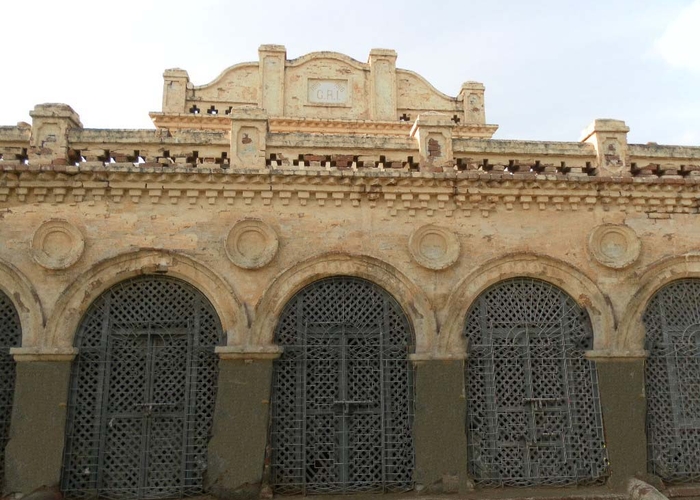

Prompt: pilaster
xmin=258 ymin=44 xmax=286 ymax=117
xmin=206 ymin=356 xmax=277 ymax=499
xmin=368 ymin=48 xmax=397 ymax=121
xmin=161 ymin=68 xmax=190 ymax=114
xmin=230 ymin=108 xmax=268 ymax=169
xmin=458 ymin=81 xmax=486 ymax=124
xmin=581 ymin=119 xmax=631 ymax=177
xmin=4 ymin=357 xmax=73 ymax=495
xmin=410 ymin=113 xmax=454 ymax=171
xmin=590 ymin=355 xmax=647 ymax=490
xmin=412 ymin=358 xmax=469 ymax=494
xmin=28 ymin=104 xmax=82 ymax=165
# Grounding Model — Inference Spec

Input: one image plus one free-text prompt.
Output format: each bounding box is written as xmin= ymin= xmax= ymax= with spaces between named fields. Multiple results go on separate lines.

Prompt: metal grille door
xmin=464 ymin=278 xmax=609 ymax=487
xmin=61 ymin=276 xmax=224 ymax=500
xmin=270 ymin=277 xmax=414 ymax=494
xmin=644 ymin=279 xmax=700 ymax=483
xmin=0 ymin=290 xmax=21 ymax=489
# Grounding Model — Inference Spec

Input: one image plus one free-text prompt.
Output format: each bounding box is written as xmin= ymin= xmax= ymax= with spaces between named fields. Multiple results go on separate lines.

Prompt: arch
xmin=620 ymin=254 xmax=700 ymax=353
xmin=250 ymin=253 xmax=436 ymax=355
xmin=642 ymin=277 xmax=700 ymax=482
xmin=269 ymin=276 xmax=414 ymax=493
xmin=45 ymin=250 xmax=247 ymax=349
xmin=0 ymin=259 xmax=44 ymax=348
xmin=440 ymin=253 xmax=614 ymax=356
xmin=463 ymin=277 xmax=609 ymax=486
xmin=61 ymin=274 xmax=224 ymax=499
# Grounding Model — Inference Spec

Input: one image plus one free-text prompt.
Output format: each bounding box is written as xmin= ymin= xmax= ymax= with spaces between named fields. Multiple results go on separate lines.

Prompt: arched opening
xmin=644 ymin=279 xmax=700 ymax=483
xmin=463 ymin=278 xmax=609 ymax=487
xmin=60 ymin=276 xmax=225 ymax=499
xmin=269 ymin=277 xmax=415 ymax=494
xmin=0 ymin=290 xmax=21 ymax=489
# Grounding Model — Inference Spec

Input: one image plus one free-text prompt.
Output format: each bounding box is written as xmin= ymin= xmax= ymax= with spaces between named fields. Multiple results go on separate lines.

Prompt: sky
xmin=1 ymin=0 xmax=699 ymax=145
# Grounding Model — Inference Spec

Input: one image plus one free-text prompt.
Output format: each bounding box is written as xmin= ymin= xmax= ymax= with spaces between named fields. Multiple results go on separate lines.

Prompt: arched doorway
xmin=270 ymin=277 xmax=414 ymax=494
xmin=61 ymin=276 xmax=224 ymax=499
xmin=463 ymin=278 xmax=609 ymax=486
xmin=644 ymin=279 xmax=700 ymax=483
xmin=0 ymin=290 xmax=21 ymax=489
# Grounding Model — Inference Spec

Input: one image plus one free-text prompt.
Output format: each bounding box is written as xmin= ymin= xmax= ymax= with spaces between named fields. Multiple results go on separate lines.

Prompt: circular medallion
xmin=588 ymin=224 xmax=641 ymax=269
xmin=32 ymin=220 xmax=85 ymax=270
xmin=408 ymin=224 xmax=460 ymax=270
xmin=225 ymin=219 xmax=279 ymax=269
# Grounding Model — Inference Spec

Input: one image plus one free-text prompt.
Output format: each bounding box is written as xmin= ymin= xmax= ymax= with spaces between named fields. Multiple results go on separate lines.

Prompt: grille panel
xmin=645 ymin=279 xmax=700 ymax=483
xmin=61 ymin=276 xmax=224 ymax=499
xmin=464 ymin=278 xmax=609 ymax=487
xmin=270 ymin=277 xmax=415 ymax=494
xmin=0 ymin=290 xmax=21 ymax=490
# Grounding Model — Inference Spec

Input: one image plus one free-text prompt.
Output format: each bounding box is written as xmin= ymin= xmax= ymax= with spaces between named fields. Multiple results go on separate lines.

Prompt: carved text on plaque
xmin=307 ymin=79 xmax=348 ymax=104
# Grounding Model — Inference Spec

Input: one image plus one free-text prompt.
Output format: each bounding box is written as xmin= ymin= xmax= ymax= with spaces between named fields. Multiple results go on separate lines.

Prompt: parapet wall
xmin=156 ymin=46 xmax=487 ymax=125
xmin=1 ymin=104 xmax=699 ymax=180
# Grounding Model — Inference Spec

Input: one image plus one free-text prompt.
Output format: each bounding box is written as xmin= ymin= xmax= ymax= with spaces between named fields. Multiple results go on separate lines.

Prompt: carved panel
xmin=408 ymin=224 xmax=460 ymax=270
xmin=31 ymin=220 xmax=85 ymax=270
xmin=588 ymin=224 xmax=641 ymax=269
xmin=225 ymin=219 xmax=279 ymax=269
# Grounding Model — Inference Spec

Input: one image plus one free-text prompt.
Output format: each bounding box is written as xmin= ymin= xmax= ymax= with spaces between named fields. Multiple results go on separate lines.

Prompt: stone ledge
xmin=10 ymin=347 xmax=78 ymax=362
xmin=585 ymin=349 xmax=649 ymax=360
xmin=215 ymin=345 xmax=283 ymax=360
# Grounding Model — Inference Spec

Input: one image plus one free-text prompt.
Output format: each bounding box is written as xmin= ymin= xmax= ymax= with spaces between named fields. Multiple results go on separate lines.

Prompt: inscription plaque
xmin=307 ymin=79 xmax=348 ymax=104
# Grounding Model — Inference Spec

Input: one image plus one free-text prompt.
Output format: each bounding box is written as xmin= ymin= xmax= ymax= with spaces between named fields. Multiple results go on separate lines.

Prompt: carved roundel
xmin=225 ymin=219 xmax=279 ymax=269
xmin=31 ymin=219 xmax=85 ymax=270
xmin=408 ymin=224 xmax=460 ymax=270
xmin=588 ymin=224 xmax=641 ymax=269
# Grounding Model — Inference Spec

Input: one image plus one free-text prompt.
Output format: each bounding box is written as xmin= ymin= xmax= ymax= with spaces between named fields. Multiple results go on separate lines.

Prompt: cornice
xmin=149 ymin=112 xmax=232 ymax=130
xmin=148 ymin=113 xmax=499 ymax=139
xmin=0 ymin=165 xmax=697 ymax=217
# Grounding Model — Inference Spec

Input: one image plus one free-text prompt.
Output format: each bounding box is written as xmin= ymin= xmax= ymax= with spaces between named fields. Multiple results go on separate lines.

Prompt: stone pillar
xmin=258 ymin=45 xmax=286 ymax=117
xmin=368 ymin=49 xmax=397 ymax=121
xmin=581 ymin=119 xmax=631 ymax=177
xmin=591 ymin=356 xmax=647 ymax=490
xmin=413 ymin=358 xmax=469 ymax=494
xmin=205 ymin=350 xmax=279 ymax=499
xmin=4 ymin=350 xmax=76 ymax=495
xmin=29 ymin=104 xmax=82 ymax=165
xmin=458 ymin=82 xmax=486 ymax=124
xmin=230 ymin=109 xmax=268 ymax=169
xmin=161 ymin=68 xmax=190 ymax=114
xmin=410 ymin=113 xmax=454 ymax=171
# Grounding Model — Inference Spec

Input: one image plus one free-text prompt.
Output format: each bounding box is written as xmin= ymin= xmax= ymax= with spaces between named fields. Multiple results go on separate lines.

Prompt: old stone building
xmin=1 ymin=45 xmax=700 ymax=500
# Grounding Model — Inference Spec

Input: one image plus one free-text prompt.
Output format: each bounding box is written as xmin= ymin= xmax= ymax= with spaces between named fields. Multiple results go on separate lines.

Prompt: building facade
xmin=0 ymin=45 xmax=700 ymax=500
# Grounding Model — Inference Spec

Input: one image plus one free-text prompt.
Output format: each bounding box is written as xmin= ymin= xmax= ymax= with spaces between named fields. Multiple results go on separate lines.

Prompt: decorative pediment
xmin=152 ymin=45 xmax=497 ymax=138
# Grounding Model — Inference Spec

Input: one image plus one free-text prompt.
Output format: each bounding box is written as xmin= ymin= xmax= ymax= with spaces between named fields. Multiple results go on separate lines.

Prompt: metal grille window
xmin=270 ymin=277 xmax=415 ymax=495
xmin=464 ymin=278 xmax=609 ymax=487
xmin=61 ymin=276 xmax=224 ymax=500
xmin=0 ymin=290 xmax=21 ymax=490
xmin=644 ymin=279 xmax=700 ymax=483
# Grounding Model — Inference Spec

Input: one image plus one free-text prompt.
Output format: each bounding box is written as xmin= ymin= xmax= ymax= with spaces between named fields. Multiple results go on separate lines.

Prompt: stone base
xmin=4 ymin=361 xmax=71 ymax=495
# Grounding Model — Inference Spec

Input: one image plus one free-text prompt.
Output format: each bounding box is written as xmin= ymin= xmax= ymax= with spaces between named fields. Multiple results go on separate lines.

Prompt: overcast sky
xmin=2 ymin=0 xmax=698 ymax=145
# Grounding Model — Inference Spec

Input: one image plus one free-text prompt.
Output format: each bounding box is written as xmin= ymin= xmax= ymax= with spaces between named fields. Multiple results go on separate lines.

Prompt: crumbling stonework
xmin=1 ymin=45 xmax=700 ymax=500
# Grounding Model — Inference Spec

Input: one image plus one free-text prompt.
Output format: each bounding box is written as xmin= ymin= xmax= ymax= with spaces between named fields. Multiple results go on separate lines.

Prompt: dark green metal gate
xmin=270 ymin=277 xmax=415 ymax=494
xmin=61 ymin=276 xmax=224 ymax=499
xmin=645 ymin=279 xmax=700 ymax=483
xmin=464 ymin=278 xmax=609 ymax=486
xmin=0 ymin=290 xmax=21 ymax=489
